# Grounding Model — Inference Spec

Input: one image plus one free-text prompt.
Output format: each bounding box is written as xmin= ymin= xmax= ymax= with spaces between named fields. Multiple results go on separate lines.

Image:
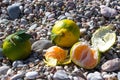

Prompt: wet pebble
xmin=7 ymin=3 xmax=21 ymax=19
xmin=25 ymin=71 xmax=38 ymax=79
xmin=32 ymin=40 xmax=54 ymax=52
xmin=101 ymin=58 xmax=120 ymax=72
xmin=53 ymin=70 xmax=70 ymax=80
xmin=0 ymin=66 xmax=10 ymax=75
xmin=87 ymin=71 xmax=103 ymax=80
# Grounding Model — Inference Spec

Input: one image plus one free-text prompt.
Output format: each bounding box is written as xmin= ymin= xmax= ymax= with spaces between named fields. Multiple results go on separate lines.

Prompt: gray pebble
xmin=48 ymin=13 xmax=55 ymax=18
xmin=58 ymin=15 xmax=67 ymax=20
xmin=20 ymin=18 xmax=27 ymax=25
xmin=12 ymin=60 xmax=24 ymax=68
xmin=101 ymin=58 xmax=120 ymax=72
xmin=0 ymin=48 xmax=4 ymax=60
xmin=100 ymin=5 xmax=117 ymax=18
xmin=0 ymin=66 xmax=10 ymax=75
xmin=87 ymin=72 xmax=103 ymax=80
xmin=117 ymin=72 xmax=120 ymax=80
xmin=45 ymin=12 xmax=51 ymax=17
xmin=25 ymin=71 xmax=38 ymax=79
xmin=10 ymin=72 xmax=25 ymax=80
xmin=29 ymin=23 xmax=38 ymax=31
xmin=65 ymin=12 xmax=71 ymax=17
xmin=53 ymin=70 xmax=70 ymax=80
xmin=32 ymin=40 xmax=54 ymax=52
xmin=7 ymin=3 xmax=21 ymax=19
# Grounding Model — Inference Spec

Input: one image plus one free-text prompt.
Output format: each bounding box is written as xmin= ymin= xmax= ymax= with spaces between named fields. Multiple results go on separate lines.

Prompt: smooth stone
xmin=101 ymin=58 xmax=120 ymax=72
xmin=103 ymin=72 xmax=117 ymax=80
xmin=0 ymin=19 xmax=9 ymax=24
xmin=58 ymin=15 xmax=67 ymax=20
xmin=20 ymin=18 xmax=27 ymax=25
xmin=25 ymin=71 xmax=38 ymax=79
xmin=10 ymin=72 xmax=25 ymax=80
xmin=32 ymin=40 xmax=54 ymax=52
xmin=12 ymin=60 xmax=24 ymax=68
xmin=53 ymin=70 xmax=70 ymax=80
xmin=24 ymin=8 xmax=32 ymax=14
xmin=29 ymin=24 xmax=38 ymax=31
xmin=117 ymin=72 xmax=120 ymax=80
xmin=100 ymin=5 xmax=117 ymax=18
xmin=65 ymin=12 xmax=71 ymax=17
xmin=84 ymin=11 xmax=93 ymax=17
xmin=45 ymin=12 xmax=51 ymax=17
xmin=0 ymin=66 xmax=10 ymax=75
xmin=48 ymin=13 xmax=55 ymax=18
xmin=87 ymin=72 xmax=103 ymax=80
xmin=7 ymin=3 xmax=21 ymax=19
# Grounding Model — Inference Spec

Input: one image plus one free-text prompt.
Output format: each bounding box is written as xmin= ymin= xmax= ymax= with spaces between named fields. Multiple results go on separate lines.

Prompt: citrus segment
xmin=44 ymin=46 xmax=71 ymax=66
xmin=51 ymin=19 xmax=80 ymax=47
xmin=70 ymin=42 xmax=100 ymax=69
xmin=91 ymin=25 xmax=116 ymax=52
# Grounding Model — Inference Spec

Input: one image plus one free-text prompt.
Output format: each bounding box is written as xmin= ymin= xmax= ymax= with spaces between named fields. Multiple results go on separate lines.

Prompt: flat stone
xmin=53 ymin=70 xmax=70 ymax=80
xmin=7 ymin=3 xmax=21 ymax=19
xmin=10 ymin=72 xmax=25 ymax=80
xmin=32 ymin=40 xmax=54 ymax=52
xmin=101 ymin=58 xmax=120 ymax=72
xmin=25 ymin=71 xmax=38 ymax=79
xmin=0 ymin=66 xmax=10 ymax=75
xmin=87 ymin=71 xmax=103 ymax=80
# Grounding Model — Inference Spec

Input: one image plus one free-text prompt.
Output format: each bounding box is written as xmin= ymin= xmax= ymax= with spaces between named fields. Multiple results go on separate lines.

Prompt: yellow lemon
xmin=70 ymin=42 xmax=100 ymax=69
xmin=51 ymin=19 xmax=80 ymax=47
xmin=2 ymin=30 xmax=32 ymax=61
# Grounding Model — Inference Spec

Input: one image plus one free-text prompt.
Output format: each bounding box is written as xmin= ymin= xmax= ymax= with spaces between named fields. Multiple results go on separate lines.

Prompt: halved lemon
xmin=70 ymin=42 xmax=100 ymax=69
xmin=44 ymin=46 xmax=71 ymax=66
xmin=91 ymin=25 xmax=116 ymax=52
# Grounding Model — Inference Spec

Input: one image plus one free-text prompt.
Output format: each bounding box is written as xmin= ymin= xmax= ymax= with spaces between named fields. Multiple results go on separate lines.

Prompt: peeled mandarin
xmin=70 ymin=42 xmax=100 ymax=69
xmin=44 ymin=46 xmax=71 ymax=66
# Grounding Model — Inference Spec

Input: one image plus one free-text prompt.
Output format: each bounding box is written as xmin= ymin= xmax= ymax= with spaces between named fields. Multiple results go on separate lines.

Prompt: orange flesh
xmin=45 ymin=46 xmax=67 ymax=62
xmin=72 ymin=44 xmax=97 ymax=68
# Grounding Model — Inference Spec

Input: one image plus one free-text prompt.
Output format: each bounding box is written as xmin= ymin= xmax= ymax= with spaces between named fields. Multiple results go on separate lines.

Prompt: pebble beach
xmin=0 ymin=0 xmax=120 ymax=80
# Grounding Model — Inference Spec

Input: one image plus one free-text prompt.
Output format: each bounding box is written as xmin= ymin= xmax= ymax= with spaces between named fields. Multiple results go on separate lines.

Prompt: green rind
xmin=91 ymin=25 xmax=116 ymax=53
xmin=3 ymin=40 xmax=31 ymax=61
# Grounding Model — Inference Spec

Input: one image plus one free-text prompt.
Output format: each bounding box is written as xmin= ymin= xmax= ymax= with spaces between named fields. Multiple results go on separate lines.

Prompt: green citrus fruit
xmin=2 ymin=30 xmax=32 ymax=61
xmin=51 ymin=19 xmax=80 ymax=47
xmin=91 ymin=25 xmax=116 ymax=52
xmin=70 ymin=42 xmax=100 ymax=69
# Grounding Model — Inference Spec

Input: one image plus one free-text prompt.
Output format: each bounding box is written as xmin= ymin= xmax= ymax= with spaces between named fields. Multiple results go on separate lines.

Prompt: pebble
xmin=32 ymin=40 xmax=54 ymax=52
xmin=117 ymin=72 xmax=120 ymax=80
xmin=10 ymin=71 xmax=25 ymax=80
xmin=87 ymin=71 xmax=104 ymax=80
xmin=25 ymin=71 xmax=38 ymax=79
xmin=7 ymin=3 xmax=21 ymax=19
xmin=53 ymin=70 xmax=70 ymax=80
xmin=100 ymin=5 xmax=117 ymax=18
xmin=101 ymin=58 xmax=120 ymax=72
xmin=0 ymin=48 xmax=4 ymax=60
xmin=0 ymin=66 xmax=10 ymax=75
xmin=29 ymin=23 xmax=38 ymax=31
xmin=12 ymin=60 xmax=24 ymax=68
